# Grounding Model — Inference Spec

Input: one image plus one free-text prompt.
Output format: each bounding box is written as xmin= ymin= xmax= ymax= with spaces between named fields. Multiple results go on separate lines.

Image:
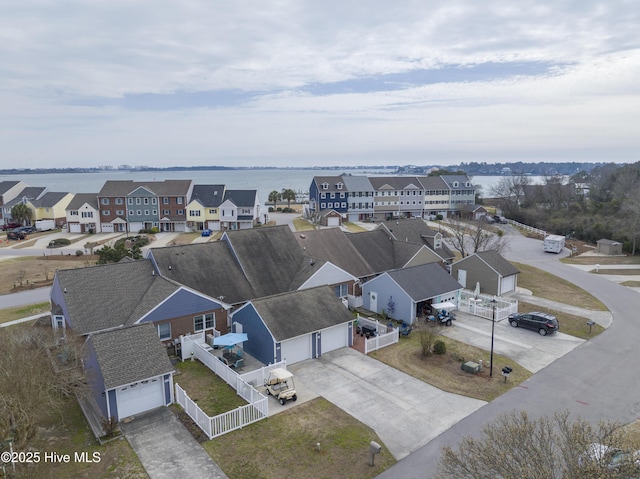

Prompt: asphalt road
xmin=379 ymin=231 xmax=640 ymax=478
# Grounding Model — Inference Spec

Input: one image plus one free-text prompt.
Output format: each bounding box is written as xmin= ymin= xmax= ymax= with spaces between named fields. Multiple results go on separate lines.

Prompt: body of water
xmin=0 ymin=169 xmax=545 ymax=204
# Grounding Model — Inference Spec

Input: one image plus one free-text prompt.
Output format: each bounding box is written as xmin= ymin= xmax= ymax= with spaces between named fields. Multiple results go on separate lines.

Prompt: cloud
xmin=0 ymin=0 xmax=639 ymax=167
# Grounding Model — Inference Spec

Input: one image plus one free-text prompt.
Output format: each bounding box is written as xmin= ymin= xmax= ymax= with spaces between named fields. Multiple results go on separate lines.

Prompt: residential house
xmin=230 ymin=286 xmax=354 ymax=365
xmin=417 ymin=175 xmax=452 ymax=218
xmin=85 ymin=323 xmax=175 ymax=421
xmin=369 ymin=176 xmax=425 ymax=220
xmin=97 ymin=180 xmax=193 ymax=233
xmin=460 ymin=204 xmax=489 ymax=221
xmin=308 ymin=176 xmax=349 ymax=220
xmin=3 ymin=186 xmax=47 ymax=224
xmin=376 ymin=220 xmax=455 ymax=264
xmin=341 ymin=174 xmax=374 ymax=222
xmin=361 ymin=263 xmax=463 ymax=324
xmin=147 ymin=225 xmax=358 ymax=308
xmin=218 ymin=190 xmax=260 ymax=230
xmin=25 ymin=191 xmax=73 ymax=227
xmin=66 ymin=193 xmax=101 ymax=233
xmin=450 ymin=250 xmax=520 ymax=296
xmin=440 ymin=175 xmax=476 ymax=214
xmin=186 ymin=184 xmax=225 ymax=231
xmin=0 ymin=180 xmax=28 ymax=225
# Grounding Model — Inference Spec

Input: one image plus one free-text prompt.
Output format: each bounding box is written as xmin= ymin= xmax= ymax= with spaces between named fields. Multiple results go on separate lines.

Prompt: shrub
xmin=433 ymin=340 xmax=447 ymax=355
xmin=48 ymin=238 xmax=71 ymax=248
xmin=436 ymin=214 xmax=443 ymax=221
xmin=75 ymin=250 xmax=83 ymax=256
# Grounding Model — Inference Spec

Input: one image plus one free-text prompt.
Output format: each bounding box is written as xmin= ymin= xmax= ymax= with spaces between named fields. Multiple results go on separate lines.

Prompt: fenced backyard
xmin=458 ymin=291 xmax=517 ymax=321
xmin=175 ymin=333 xmax=287 ymax=439
xmin=356 ymin=314 xmax=399 ymax=354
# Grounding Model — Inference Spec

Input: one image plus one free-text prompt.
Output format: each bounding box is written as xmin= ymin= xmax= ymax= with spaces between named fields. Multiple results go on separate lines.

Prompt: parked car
xmin=6 ymin=230 xmax=27 ymax=240
xmin=493 ymin=215 xmax=508 ymax=224
xmin=579 ymin=443 xmax=640 ymax=472
xmin=1 ymin=222 xmax=20 ymax=231
xmin=508 ymin=311 xmax=559 ymax=336
xmin=16 ymin=225 xmax=36 ymax=234
xmin=480 ymin=214 xmax=495 ymax=224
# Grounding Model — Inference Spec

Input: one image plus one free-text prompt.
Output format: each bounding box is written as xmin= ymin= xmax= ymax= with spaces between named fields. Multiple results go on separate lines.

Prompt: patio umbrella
xmin=474 ymin=281 xmax=481 ymax=299
xmin=212 ymin=332 xmax=248 ymax=347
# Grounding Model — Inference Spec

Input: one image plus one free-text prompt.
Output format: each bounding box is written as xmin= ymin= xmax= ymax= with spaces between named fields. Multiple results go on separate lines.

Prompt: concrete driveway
xmin=121 ymin=407 xmax=228 ymax=479
xmin=289 ymin=348 xmax=486 ymax=460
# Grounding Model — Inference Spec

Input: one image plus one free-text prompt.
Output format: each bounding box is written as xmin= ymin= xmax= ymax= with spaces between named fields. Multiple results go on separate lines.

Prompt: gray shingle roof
xmin=417 ymin=176 xmax=448 ymax=190
xmin=0 ymin=181 xmax=21 ymax=195
xmin=222 ymin=190 xmax=257 ymax=207
xmin=30 ymin=192 xmax=69 ymax=208
xmin=190 ymin=185 xmax=225 ymax=207
xmin=386 ymin=263 xmax=462 ymax=301
xmin=368 ymin=176 xmax=423 ymax=190
xmin=223 ymin=225 xmax=315 ymax=297
xmin=149 ymin=242 xmax=256 ymax=304
xmin=67 ymin=193 xmax=99 ymax=210
xmin=346 ymin=229 xmax=424 ymax=273
xmin=5 ymin=187 xmax=46 ymax=206
xmin=98 ymin=180 xmax=193 ymax=197
xmin=90 ymin=323 xmax=174 ymax=390
xmin=55 ymin=259 xmax=180 ymax=334
xmin=295 ymin=228 xmax=373 ymax=278
xmin=340 ymin=175 xmax=373 ymax=192
xmin=251 ymin=286 xmax=354 ymax=341
xmin=475 ymin=250 xmax=520 ymax=277
xmin=312 ymin=176 xmax=346 ymax=192
xmin=377 ymin=220 xmax=454 ymax=261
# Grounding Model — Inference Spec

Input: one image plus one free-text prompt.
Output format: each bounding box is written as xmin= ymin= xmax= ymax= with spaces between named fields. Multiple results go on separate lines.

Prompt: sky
xmin=1 ymin=1 xmax=639 ymax=169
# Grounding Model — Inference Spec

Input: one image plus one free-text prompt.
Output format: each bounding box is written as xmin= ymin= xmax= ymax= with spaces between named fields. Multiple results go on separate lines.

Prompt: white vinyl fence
xmin=174 ymin=334 xmax=285 ymax=439
xmin=458 ymin=291 xmax=518 ymax=322
xmin=356 ymin=314 xmax=399 ymax=354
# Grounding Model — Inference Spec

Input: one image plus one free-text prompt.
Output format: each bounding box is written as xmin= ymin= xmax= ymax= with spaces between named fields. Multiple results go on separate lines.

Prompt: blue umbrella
xmin=213 ymin=333 xmax=248 ymax=347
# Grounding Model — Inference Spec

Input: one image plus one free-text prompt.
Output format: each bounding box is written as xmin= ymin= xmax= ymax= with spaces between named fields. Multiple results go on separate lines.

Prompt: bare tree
xmin=415 ymin=321 xmax=444 ymax=357
xmin=490 ymin=175 xmax=531 ymax=217
xmin=0 ymin=327 xmax=88 ymax=449
xmin=446 ymin=218 xmax=508 ymax=258
xmin=438 ymin=410 xmax=640 ymax=479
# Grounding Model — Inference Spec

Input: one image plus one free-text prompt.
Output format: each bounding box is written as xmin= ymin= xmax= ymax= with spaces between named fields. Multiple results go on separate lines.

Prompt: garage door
xmin=117 ymin=377 xmax=164 ymax=419
xmin=101 ymin=223 xmax=114 ymax=233
xmin=281 ymin=335 xmax=311 ymax=364
xmin=327 ymin=217 xmax=340 ymax=227
xmin=320 ymin=325 xmax=348 ymax=355
xmin=69 ymin=223 xmax=82 ymax=233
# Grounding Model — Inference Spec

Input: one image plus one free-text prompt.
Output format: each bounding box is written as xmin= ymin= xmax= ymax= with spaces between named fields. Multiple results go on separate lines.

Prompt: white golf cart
xmin=264 ymin=368 xmax=297 ymax=405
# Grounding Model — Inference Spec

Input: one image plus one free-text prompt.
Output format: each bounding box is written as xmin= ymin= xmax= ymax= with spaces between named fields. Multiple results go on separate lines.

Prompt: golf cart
xmin=264 ymin=368 xmax=297 ymax=405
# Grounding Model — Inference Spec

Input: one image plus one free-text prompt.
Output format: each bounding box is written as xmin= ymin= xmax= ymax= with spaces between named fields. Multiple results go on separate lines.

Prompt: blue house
xmin=361 ymin=263 xmax=462 ymax=325
xmin=309 ymin=176 xmax=349 ymax=220
xmin=231 ymin=286 xmax=354 ymax=365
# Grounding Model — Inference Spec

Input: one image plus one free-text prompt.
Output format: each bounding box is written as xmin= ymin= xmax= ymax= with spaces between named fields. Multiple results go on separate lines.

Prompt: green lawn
xmin=0 ymin=302 xmax=49 ymax=324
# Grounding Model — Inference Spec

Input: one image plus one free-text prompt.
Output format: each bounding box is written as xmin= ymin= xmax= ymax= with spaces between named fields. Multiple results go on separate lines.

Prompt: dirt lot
xmin=0 ymin=255 xmax=97 ymax=295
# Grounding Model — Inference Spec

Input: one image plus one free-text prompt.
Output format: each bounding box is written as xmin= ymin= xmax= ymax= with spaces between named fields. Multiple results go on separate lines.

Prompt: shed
xmin=596 ymin=239 xmax=623 ymax=256
xmin=230 ymin=286 xmax=354 ymax=365
xmin=450 ymin=251 xmax=520 ymax=296
xmin=317 ymin=208 xmax=343 ymax=227
xmin=361 ymin=263 xmax=462 ymax=325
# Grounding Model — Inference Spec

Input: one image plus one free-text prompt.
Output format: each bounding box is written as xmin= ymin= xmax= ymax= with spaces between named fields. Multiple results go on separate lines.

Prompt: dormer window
xmin=322 ymin=182 xmax=329 ymax=190
xmin=466 ymin=182 xmax=470 ymax=187
xmin=453 ymin=181 xmax=459 ymax=187
xmin=336 ymin=183 xmax=343 ymax=189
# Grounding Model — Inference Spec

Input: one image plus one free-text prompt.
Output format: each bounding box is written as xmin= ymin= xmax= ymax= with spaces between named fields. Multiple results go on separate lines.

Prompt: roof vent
xmin=168 ymin=265 xmax=172 ymax=271
xmin=299 ymin=234 xmax=306 ymax=239
xmin=310 ymin=259 xmax=315 ymax=266
xmin=152 ymin=270 xmax=155 ymax=276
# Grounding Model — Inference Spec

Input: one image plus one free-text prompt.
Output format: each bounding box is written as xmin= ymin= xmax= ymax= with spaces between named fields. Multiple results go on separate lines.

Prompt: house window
xmin=327 ymin=202 xmax=333 ymax=208
xmin=330 ymin=193 xmax=335 ymax=199
xmin=162 ymin=209 xmax=170 ymax=215
xmin=194 ymin=313 xmax=215 ymax=332
xmin=209 ymin=209 xmax=217 ymax=214
xmin=320 ymin=193 xmax=326 ymax=199
xmin=128 ymin=198 xmax=133 ymax=205
xmin=116 ymin=209 xmax=124 ymax=216
xmin=144 ymin=198 xmax=149 ymax=205
xmin=334 ymin=283 xmax=348 ymax=297
xmin=341 ymin=202 xmax=346 ymax=208
xmin=70 ymin=210 xmax=78 ymax=216
xmin=190 ymin=210 xmax=201 ymax=217
xmin=337 ymin=183 xmax=343 ymax=189
xmin=340 ymin=192 xmax=345 ymax=198
xmin=102 ymin=210 xmax=110 ymax=216
xmin=53 ymin=315 xmax=65 ymax=330
xmin=82 ymin=211 xmax=93 ymax=218
xmin=322 ymin=182 xmax=328 ymax=189
xmin=128 ymin=210 xmax=134 ymax=215
xmin=320 ymin=203 xmax=326 ymax=208
xmin=152 ymin=210 xmax=157 ymax=215
xmin=145 ymin=210 xmax=149 ymax=215
xmin=177 ymin=209 xmax=184 ymax=215
xmin=137 ymin=210 xmax=142 ymax=215
xmin=163 ymin=198 xmax=169 ymax=205
xmin=152 ymin=198 xmax=157 ymax=205
xmin=157 ymin=323 xmax=171 ymax=340
xmin=177 ymin=197 xmax=183 ymax=204
xmin=101 ymin=198 xmax=109 ymax=205
xmin=115 ymin=198 xmax=123 ymax=205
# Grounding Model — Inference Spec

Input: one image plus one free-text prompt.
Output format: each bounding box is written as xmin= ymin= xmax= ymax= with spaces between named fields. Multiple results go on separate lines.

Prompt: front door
xmin=457 ymin=269 xmax=467 ymax=289
xmin=370 ymin=291 xmax=378 ymax=312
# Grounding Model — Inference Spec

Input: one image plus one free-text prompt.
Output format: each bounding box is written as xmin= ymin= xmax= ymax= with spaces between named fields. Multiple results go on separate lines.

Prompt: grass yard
xmin=14 ymin=398 xmax=147 ymax=479
xmin=204 ymin=397 xmax=395 ymax=479
xmin=0 ymin=301 xmax=49 ymax=324
xmin=293 ymin=217 xmax=314 ymax=231
xmin=343 ymin=222 xmax=368 ymax=232
xmin=513 ymin=262 xmax=607 ymax=311
xmin=371 ymin=334 xmax=532 ymax=402
xmin=515 ymin=301 xmax=605 ymax=339
xmin=174 ymin=360 xmax=247 ymax=416
xmin=562 ymin=255 xmax=640 ymax=265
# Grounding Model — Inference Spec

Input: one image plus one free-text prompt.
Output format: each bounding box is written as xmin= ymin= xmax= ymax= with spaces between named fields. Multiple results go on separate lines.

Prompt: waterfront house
xmin=66 ymin=193 xmax=101 ymax=233
xmin=186 ymin=184 xmax=225 ymax=231
xmin=0 ymin=180 xmax=28 ymax=225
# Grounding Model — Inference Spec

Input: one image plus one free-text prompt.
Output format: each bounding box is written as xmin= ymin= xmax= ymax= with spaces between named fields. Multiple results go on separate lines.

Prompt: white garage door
xmin=281 ymin=335 xmax=311 ymax=364
xmin=500 ymin=275 xmax=516 ymax=295
xmin=101 ymin=223 xmax=114 ymax=233
xmin=327 ymin=217 xmax=340 ymax=227
xmin=69 ymin=223 xmax=82 ymax=233
xmin=320 ymin=325 xmax=348 ymax=355
xmin=117 ymin=377 xmax=164 ymax=419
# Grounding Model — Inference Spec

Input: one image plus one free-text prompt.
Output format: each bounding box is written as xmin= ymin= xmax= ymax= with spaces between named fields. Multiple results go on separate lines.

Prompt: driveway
xmin=121 ymin=407 xmax=228 ymax=479
xmin=289 ymin=348 xmax=486 ymax=460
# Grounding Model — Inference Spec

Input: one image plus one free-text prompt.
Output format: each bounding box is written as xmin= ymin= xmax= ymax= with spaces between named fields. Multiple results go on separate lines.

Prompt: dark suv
xmin=508 ymin=311 xmax=559 ymax=336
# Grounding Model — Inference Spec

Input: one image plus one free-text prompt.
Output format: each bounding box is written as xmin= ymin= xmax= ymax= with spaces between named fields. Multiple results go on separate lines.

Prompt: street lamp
xmin=489 ymin=298 xmax=497 ymax=377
